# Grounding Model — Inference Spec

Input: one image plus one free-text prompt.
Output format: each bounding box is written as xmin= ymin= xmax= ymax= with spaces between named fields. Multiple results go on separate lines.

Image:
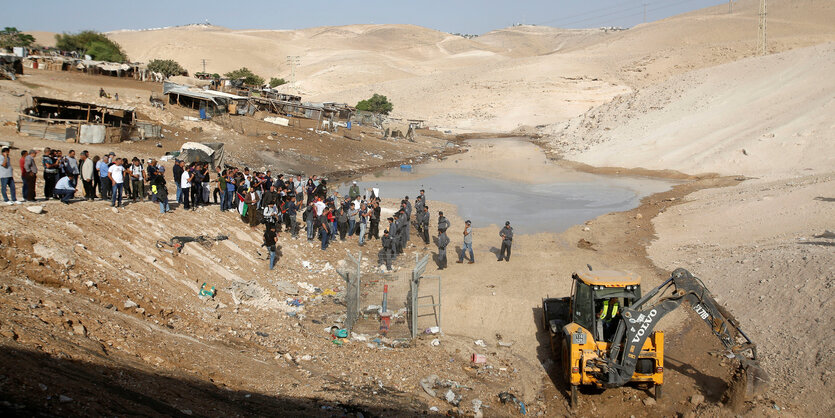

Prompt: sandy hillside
xmin=547 ymin=42 xmax=835 ymax=179
xmin=99 ymin=0 xmax=835 ymax=132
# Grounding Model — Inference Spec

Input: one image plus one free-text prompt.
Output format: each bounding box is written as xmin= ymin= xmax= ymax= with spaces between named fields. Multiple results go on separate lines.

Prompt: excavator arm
xmin=603 ymin=268 xmax=769 ymax=395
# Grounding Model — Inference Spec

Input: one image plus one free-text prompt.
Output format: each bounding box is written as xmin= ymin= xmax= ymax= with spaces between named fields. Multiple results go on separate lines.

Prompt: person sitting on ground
xmin=53 ymin=174 xmax=77 ymax=204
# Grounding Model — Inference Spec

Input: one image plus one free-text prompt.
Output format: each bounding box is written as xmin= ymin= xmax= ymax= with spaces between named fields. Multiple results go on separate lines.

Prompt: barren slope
xmin=547 ymin=42 xmax=835 ymax=179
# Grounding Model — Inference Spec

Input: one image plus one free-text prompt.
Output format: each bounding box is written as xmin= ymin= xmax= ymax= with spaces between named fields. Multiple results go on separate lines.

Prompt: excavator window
xmin=572 ymin=281 xmax=595 ymax=332
xmin=592 ymin=287 xmax=640 ymax=342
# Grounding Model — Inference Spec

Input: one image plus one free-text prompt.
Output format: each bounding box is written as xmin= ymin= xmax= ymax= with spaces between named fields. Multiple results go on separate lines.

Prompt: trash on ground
xmin=499 ymin=391 xmax=526 ymax=415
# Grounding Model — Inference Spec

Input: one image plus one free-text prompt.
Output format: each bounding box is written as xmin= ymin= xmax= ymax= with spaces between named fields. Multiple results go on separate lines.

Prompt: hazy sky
xmin=7 ymin=0 xmax=728 ymax=34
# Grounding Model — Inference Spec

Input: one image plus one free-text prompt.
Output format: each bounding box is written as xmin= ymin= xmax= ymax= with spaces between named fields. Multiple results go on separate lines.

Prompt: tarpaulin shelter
xmin=178 ymin=142 xmax=226 ymax=169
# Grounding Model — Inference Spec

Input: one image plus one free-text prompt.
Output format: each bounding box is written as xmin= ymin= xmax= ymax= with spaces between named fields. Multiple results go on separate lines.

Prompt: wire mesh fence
xmin=339 ymin=252 xmax=441 ymax=339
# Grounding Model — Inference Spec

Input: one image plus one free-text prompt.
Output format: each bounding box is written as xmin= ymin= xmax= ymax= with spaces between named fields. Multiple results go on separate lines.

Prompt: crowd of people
xmin=0 ymin=145 xmax=516 ymax=271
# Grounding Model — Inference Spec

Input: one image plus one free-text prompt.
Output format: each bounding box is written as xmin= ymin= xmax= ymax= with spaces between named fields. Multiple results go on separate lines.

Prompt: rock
xmin=181 ymin=409 xmax=193 ymax=416
xmin=84 ymin=280 xmax=95 ymax=288
xmin=635 ymin=213 xmax=643 ymax=220
xmin=690 ymin=393 xmax=705 ymax=405
xmin=59 ymin=395 xmax=73 ymax=403
xmin=135 ymin=307 xmax=145 ymax=315
xmin=583 ymin=227 xmax=590 ymax=231
xmin=124 ymin=300 xmax=138 ymax=309
xmin=642 ymin=397 xmax=656 ymax=406
xmin=26 ymin=206 xmax=44 ymax=214
xmin=72 ymin=324 xmax=87 ymax=337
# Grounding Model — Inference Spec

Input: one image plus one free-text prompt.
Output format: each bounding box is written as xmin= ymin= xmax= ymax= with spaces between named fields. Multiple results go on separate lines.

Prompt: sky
xmin=6 ymin=0 xmax=729 ymax=35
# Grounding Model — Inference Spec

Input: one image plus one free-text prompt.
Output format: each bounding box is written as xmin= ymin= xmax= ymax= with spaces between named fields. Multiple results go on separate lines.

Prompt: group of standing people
xmin=1 ymin=146 xmax=163 ymax=207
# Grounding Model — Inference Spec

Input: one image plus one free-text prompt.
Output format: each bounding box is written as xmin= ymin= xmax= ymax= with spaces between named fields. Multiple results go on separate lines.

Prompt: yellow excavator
xmin=542 ymin=267 xmax=769 ymax=408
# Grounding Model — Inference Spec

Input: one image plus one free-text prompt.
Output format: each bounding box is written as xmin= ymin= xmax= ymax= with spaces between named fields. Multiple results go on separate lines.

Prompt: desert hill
xmin=98 ymin=0 xmax=835 ymax=132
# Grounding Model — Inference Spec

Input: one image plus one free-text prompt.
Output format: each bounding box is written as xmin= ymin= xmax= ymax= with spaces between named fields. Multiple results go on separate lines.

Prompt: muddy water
xmin=341 ymin=138 xmax=681 ymax=234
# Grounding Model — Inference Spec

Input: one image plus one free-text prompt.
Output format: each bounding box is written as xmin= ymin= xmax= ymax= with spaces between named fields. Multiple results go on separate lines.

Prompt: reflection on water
xmin=339 ymin=170 xmax=678 ymax=235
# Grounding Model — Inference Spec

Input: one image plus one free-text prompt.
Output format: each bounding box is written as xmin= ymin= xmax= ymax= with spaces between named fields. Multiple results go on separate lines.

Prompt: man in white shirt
xmin=107 ymin=158 xmax=125 ymax=207
xmin=180 ymin=164 xmax=193 ymax=210
xmin=54 ymin=175 xmax=76 ymax=204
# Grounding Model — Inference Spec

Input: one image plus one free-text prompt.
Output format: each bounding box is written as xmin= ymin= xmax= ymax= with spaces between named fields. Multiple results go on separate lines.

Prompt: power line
xmin=538 ymin=0 xmax=720 ymax=29
xmin=286 ymin=55 xmax=300 ymax=94
xmin=757 ymin=0 xmax=767 ymax=55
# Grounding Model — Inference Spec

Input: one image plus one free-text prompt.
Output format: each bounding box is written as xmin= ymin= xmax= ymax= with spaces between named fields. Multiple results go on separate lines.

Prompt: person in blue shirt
xmin=96 ymin=155 xmax=111 ymax=200
xmin=53 ymin=175 xmax=76 ymax=204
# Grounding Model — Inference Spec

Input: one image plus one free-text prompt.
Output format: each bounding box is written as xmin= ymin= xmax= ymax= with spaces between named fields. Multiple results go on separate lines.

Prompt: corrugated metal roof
xmin=32 ymin=96 xmax=135 ymax=112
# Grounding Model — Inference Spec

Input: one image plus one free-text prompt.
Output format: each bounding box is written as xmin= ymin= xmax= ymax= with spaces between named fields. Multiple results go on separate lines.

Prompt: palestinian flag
xmin=237 ymin=192 xmax=247 ymax=216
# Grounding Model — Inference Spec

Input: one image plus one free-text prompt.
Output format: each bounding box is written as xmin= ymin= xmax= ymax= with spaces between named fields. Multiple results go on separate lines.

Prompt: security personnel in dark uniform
xmin=381 ymin=229 xmax=395 ymax=271
xmin=437 ymin=211 xmax=450 ymax=233
xmin=417 ymin=205 xmax=430 ymax=245
xmin=498 ymin=221 xmax=513 ymax=262
xmin=436 ymin=229 xmax=450 ymax=270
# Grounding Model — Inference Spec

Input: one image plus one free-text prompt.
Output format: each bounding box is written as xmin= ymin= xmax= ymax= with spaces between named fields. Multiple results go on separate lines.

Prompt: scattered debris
xmin=498 ymin=391 xmax=526 ymax=415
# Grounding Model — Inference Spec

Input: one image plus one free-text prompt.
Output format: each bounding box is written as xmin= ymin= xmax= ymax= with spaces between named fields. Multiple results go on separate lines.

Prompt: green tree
xmin=148 ymin=59 xmax=185 ymax=77
xmin=356 ymin=93 xmax=393 ymax=115
xmin=224 ymin=67 xmax=264 ymax=86
xmin=55 ymin=30 xmax=127 ymax=62
xmin=269 ymin=77 xmax=287 ymax=88
xmin=0 ymin=27 xmax=35 ymax=50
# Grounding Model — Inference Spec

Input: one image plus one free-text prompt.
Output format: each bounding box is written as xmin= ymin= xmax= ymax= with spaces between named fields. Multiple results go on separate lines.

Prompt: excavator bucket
xmin=742 ymin=360 xmax=770 ymax=397
xmin=726 ymin=359 xmax=770 ymax=410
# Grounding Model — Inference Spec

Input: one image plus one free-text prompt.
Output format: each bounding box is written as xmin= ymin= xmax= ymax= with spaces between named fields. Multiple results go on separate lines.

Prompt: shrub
xmin=55 ymin=30 xmax=126 ymax=62
xmin=0 ymin=27 xmax=35 ymax=50
xmin=147 ymin=59 xmax=186 ymax=77
xmin=224 ymin=67 xmax=264 ymax=86
xmin=356 ymin=93 xmax=393 ymax=115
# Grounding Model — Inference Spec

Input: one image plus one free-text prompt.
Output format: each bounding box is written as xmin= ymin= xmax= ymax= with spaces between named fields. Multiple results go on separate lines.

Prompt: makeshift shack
xmin=0 ymin=54 xmax=24 ymax=80
xmin=164 ymin=82 xmax=252 ymax=118
xmin=178 ymin=142 xmax=226 ymax=169
xmin=18 ymin=96 xmax=154 ymax=143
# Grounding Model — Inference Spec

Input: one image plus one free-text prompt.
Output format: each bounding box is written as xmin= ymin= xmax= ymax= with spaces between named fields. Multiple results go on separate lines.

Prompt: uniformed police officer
xmin=436 ymin=228 xmax=450 ymax=270
xmin=498 ymin=221 xmax=513 ymax=262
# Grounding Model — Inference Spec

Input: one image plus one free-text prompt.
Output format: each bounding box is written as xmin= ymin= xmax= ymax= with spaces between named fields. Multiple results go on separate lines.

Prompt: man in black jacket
xmin=381 ymin=229 xmax=394 ymax=271
xmin=437 ymin=211 xmax=450 ymax=233
xmin=498 ymin=221 xmax=514 ymax=262
xmin=172 ymin=160 xmax=184 ymax=203
xmin=436 ymin=229 xmax=450 ymax=270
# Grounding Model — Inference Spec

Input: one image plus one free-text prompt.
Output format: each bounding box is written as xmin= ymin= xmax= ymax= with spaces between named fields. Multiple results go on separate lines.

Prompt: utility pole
xmin=728 ymin=0 xmax=733 ymax=14
xmin=757 ymin=0 xmax=767 ymax=55
xmin=200 ymin=59 xmax=208 ymax=73
xmin=286 ymin=55 xmax=300 ymax=93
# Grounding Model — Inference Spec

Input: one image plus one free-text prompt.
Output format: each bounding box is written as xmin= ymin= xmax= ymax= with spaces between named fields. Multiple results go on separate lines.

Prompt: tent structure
xmin=178 ymin=142 xmax=226 ymax=169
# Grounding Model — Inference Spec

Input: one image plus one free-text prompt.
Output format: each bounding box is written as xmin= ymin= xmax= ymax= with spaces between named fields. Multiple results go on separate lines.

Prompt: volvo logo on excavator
xmin=630 ymin=309 xmax=658 ymax=343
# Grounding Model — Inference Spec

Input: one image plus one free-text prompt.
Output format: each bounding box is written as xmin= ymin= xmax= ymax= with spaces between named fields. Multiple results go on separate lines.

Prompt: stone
xmin=72 ymin=324 xmax=87 ymax=337
xmin=642 ymin=397 xmax=656 ymax=406
xmin=690 ymin=394 xmax=705 ymax=405
xmin=59 ymin=395 xmax=73 ymax=403
xmin=26 ymin=206 xmax=44 ymax=214
xmin=124 ymin=300 xmax=138 ymax=309
xmin=635 ymin=213 xmax=643 ymax=220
